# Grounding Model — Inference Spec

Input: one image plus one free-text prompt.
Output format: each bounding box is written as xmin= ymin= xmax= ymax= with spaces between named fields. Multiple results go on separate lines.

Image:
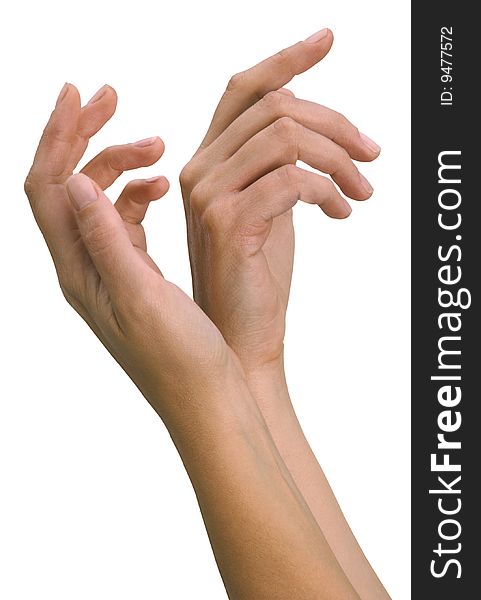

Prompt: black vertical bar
xmin=412 ymin=4 xmax=478 ymax=598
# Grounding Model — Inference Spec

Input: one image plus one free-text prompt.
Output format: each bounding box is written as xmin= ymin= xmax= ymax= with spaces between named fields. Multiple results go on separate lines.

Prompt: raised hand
xmin=180 ymin=30 xmax=389 ymax=600
xmin=24 ymin=83 xmax=231 ymax=421
xmin=180 ymin=29 xmax=380 ymax=372
xmin=24 ymin=82 xmax=365 ymax=600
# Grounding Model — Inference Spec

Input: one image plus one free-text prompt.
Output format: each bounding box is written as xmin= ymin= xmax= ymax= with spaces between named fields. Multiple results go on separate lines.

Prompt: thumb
xmin=66 ymin=173 xmax=147 ymax=296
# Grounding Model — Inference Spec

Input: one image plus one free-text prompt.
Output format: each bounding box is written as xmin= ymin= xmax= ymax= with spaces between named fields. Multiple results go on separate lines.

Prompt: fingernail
xmin=87 ymin=84 xmax=109 ymax=106
xmin=66 ymin=175 xmax=98 ymax=211
xmin=134 ymin=137 xmax=158 ymax=148
xmin=359 ymin=173 xmax=373 ymax=196
xmin=360 ymin=132 xmax=381 ymax=154
xmin=304 ymin=28 xmax=329 ymax=43
xmin=56 ymin=82 xmax=69 ymax=107
xmin=145 ymin=176 xmax=163 ymax=183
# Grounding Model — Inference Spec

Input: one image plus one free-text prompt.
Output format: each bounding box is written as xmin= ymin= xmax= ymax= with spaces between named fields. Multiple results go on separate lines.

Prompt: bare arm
xmin=180 ymin=29 xmax=389 ymax=599
xmin=24 ymin=82 xmax=361 ymax=599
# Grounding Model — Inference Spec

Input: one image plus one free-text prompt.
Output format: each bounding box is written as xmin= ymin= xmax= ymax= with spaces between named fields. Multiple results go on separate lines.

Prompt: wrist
xmin=241 ymin=352 xmax=300 ymax=426
xmin=159 ymin=362 xmax=273 ymax=462
xmin=141 ymin=349 xmax=251 ymax=428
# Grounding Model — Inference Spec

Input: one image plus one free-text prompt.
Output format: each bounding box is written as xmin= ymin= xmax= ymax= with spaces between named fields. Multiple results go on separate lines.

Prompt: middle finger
xmin=204 ymin=90 xmax=380 ymax=166
xmin=214 ymin=117 xmax=373 ymax=200
xmin=80 ymin=136 xmax=165 ymax=190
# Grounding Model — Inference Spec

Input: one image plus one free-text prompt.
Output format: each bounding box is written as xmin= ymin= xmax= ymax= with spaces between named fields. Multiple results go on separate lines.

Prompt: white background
xmin=0 ymin=1 xmax=410 ymax=598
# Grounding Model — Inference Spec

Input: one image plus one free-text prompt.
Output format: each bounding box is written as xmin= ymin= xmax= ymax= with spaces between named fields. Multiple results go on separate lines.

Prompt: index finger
xmin=200 ymin=28 xmax=333 ymax=147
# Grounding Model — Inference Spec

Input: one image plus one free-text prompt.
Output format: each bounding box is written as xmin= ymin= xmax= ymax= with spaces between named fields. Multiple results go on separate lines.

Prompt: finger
xmin=239 ymin=165 xmax=351 ymax=222
xmin=217 ymin=118 xmax=373 ymax=201
xmin=80 ymin=136 xmax=165 ymax=190
xmin=201 ymin=28 xmax=333 ymax=146
xmin=65 ymin=174 xmax=154 ymax=298
xmin=78 ymin=84 xmax=118 ymax=138
xmin=204 ymin=90 xmax=380 ymax=165
xmin=28 ymin=83 xmax=81 ymax=183
xmin=115 ymin=176 xmax=169 ymax=225
xmin=25 ymin=84 xmax=83 ymax=265
xmin=66 ymin=84 xmax=119 ymax=175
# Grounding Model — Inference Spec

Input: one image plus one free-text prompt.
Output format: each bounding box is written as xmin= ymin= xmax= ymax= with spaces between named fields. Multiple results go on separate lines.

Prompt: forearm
xmin=244 ymin=356 xmax=390 ymax=600
xmin=151 ymin=366 xmax=360 ymax=600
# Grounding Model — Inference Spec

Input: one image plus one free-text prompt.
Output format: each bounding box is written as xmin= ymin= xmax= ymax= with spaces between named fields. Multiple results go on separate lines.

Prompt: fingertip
xmin=324 ymin=29 xmax=334 ymax=54
xmin=132 ymin=136 xmax=166 ymax=164
xmin=359 ymin=132 xmax=381 ymax=157
xmin=107 ymin=85 xmax=119 ymax=112
xmin=145 ymin=175 xmax=170 ymax=194
xmin=342 ymin=200 xmax=352 ymax=218
xmin=133 ymin=136 xmax=163 ymax=149
xmin=54 ymin=82 xmax=80 ymax=111
xmin=320 ymin=199 xmax=352 ymax=220
xmin=85 ymin=83 xmax=118 ymax=107
xmin=78 ymin=85 xmax=118 ymax=140
xmin=55 ymin=82 xmax=70 ymax=107
xmin=304 ymin=27 xmax=333 ymax=44
xmin=46 ymin=83 xmax=81 ymax=140
xmin=105 ymin=84 xmax=118 ymax=101
xmin=358 ymin=173 xmax=374 ymax=199
xmin=298 ymin=27 xmax=334 ymax=65
xmin=158 ymin=137 xmax=166 ymax=155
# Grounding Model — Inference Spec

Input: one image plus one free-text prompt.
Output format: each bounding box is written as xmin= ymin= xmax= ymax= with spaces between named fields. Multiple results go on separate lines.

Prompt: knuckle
xmin=189 ymin=182 xmax=209 ymax=212
xmin=278 ymin=164 xmax=300 ymax=197
xmin=179 ymin=162 xmax=198 ymax=191
xmin=350 ymin=124 xmax=361 ymax=141
xmin=259 ymin=90 xmax=284 ymax=114
xmin=270 ymin=49 xmax=295 ymax=80
xmin=271 ymin=118 xmax=299 ymax=161
xmin=59 ymin=281 xmax=78 ymax=308
xmin=103 ymin=146 xmax=116 ymax=168
xmin=226 ymin=71 xmax=247 ymax=93
xmin=279 ymin=163 xmax=300 ymax=185
xmin=330 ymin=141 xmax=350 ymax=168
xmin=23 ymin=169 xmax=39 ymax=202
xmin=200 ymin=202 xmax=225 ymax=233
xmin=331 ymin=147 xmax=353 ymax=179
xmin=83 ymin=219 xmax=117 ymax=256
xmin=334 ymin=110 xmax=358 ymax=137
xmin=97 ymin=145 xmax=122 ymax=174
xmin=337 ymin=145 xmax=352 ymax=166
xmin=279 ymin=87 xmax=295 ymax=98
xmin=332 ymin=109 xmax=348 ymax=127
xmin=336 ymin=112 xmax=357 ymax=131
xmin=271 ymin=48 xmax=289 ymax=68
xmin=272 ymin=116 xmax=298 ymax=140
xmin=57 ymin=269 xmax=83 ymax=310
xmin=23 ymin=173 xmax=37 ymax=199
xmin=323 ymin=177 xmax=337 ymax=194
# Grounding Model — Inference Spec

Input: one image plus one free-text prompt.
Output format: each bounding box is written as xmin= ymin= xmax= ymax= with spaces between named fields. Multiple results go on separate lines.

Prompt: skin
xmin=180 ymin=29 xmax=389 ymax=600
xmin=24 ymin=28 xmax=388 ymax=600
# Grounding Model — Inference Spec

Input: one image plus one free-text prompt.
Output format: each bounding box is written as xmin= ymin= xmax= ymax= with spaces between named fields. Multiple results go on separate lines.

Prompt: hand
xmin=24 ymin=79 xmax=378 ymax=600
xmin=180 ymin=31 xmax=389 ymax=600
xmin=180 ymin=29 xmax=381 ymax=372
xmin=24 ymin=83 xmax=232 ymax=421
